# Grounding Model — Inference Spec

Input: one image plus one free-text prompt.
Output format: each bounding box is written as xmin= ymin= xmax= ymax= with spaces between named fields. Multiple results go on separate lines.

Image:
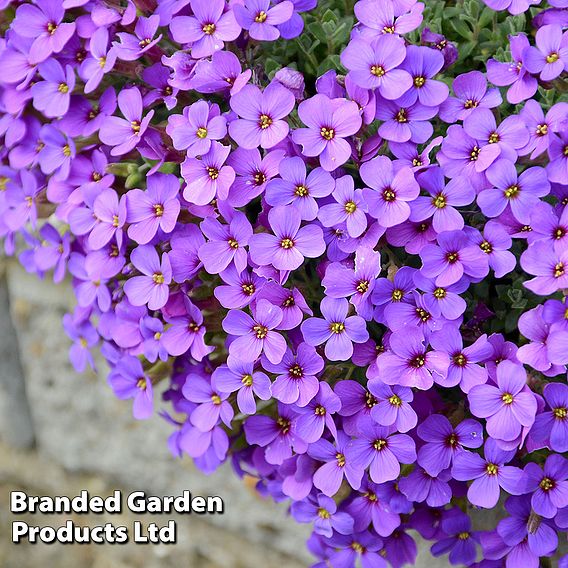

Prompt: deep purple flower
xmin=78 ymin=28 xmax=116 ymax=94
xmin=292 ymin=94 xmax=362 ymax=171
xmin=108 ymin=356 xmax=153 ymax=420
xmin=249 ymin=205 xmax=325 ymax=271
xmin=361 ymin=155 xmax=420 ymax=228
xmin=191 ymin=50 xmax=252 ymax=95
xmin=367 ymin=381 xmax=417 ymax=433
xmin=223 ymin=299 xmax=286 ymax=364
xmin=440 ymin=70 xmax=502 ymax=123
xmin=431 ymin=511 xmax=479 ymax=566
xmin=255 ymin=282 xmax=312 ymax=330
xmin=318 ymin=175 xmax=367 ymax=238
xmin=262 ymin=342 xmax=323 ymax=406
xmin=375 ymin=95 xmax=436 ymax=143
xmin=170 ymin=0 xmax=240 ymax=58
xmin=301 ymin=297 xmax=369 ymax=361
xmin=181 ymin=142 xmax=235 ymax=206
xmin=486 ymin=34 xmax=538 ymax=104
xmin=399 ymin=466 xmax=452 ymax=508
xmin=183 ymin=374 xmax=234 ymax=432
xmin=376 ymin=326 xmax=449 ymax=390
xmin=99 ymin=88 xmax=154 ymax=156
xmin=478 ymin=160 xmax=549 ymax=223
xmin=229 ymin=82 xmax=295 ymax=149
xmin=126 ymin=173 xmax=180 ymax=244
xmin=520 ymin=454 xmax=568 ymax=518
xmin=420 ymin=229 xmax=489 ymax=287
xmin=291 ymin=493 xmax=353 ymax=538
xmin=521 ymin=241 xmax=568 ymax=295
xmin=234 ymin=0 xmax=294 ymax=41
xmin=198 ymin=211 xmax=252 ymax=274
xmin=523 ymin=24 xmax=568 ymax=81
xmin=167 ymin=100 xmax=227 ymax=157
xmin=295 ymin=382 xmax=341 ymax=443
xmin=11 ymin=0 xmax=76 ymax=64
xmin=114 ymin=15 xmax=163 ymax=61
xmin=31 ymin=59 xmax=75 ymax=118
xmin=468 ymin=361 xmax=537 ymax=442
xmin=341 ymin=35 xmax=413 ymax=99
xmin=452 ymin=438 xmax=523 ymax=508
xmin=417 ymin=414 xmax=484 ymax=476
xmin=124 ymin=246 xmax=172 ymax=311
xmin=265 ymin=157 xmax=335 ymax=221
xmin=346 ymin=422 xmax=416 ymax=484
xmin=355 ymin=0 xmax=423 ymax=37
xmin=531 ymin=383 xmax=568 ymax=453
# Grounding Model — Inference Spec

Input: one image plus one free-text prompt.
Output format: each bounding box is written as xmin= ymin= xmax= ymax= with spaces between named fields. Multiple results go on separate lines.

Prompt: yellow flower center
xmin=330 ymin=322 xmax=345 ymax=334
xmin=488 ymin=132 xmax=500 ymax=144
xmin=228 ymin=238 xmax=239 ymax=249
xmin=336 ymin=452 xmax=346 ymax=467
xmin=480 ymin=240 xmax=493 ymax=253
xmin=253 ymin=324 xmax=268 ymax=339
xmin=434 ymin=287 xmax=446 ymax=299
xmin=136 ymin=378 xmax=147 ymax=390
xmin=356 ymin=280 xmax=369 ymax=293
xmin=382 ymin=188 xmax=396 ymax=202
xmin=536 ymin=123 xmax=548 ymax=136
xmin=433 ymin=194 xmax=446 ymax=208
xmin=370 ymin=65 xmax=385 ymax=77
xmin=344 ymin=200 xmax=357 ymax=214
xmin=280 ymin=237 xmax=294 ymax=249
xmin=294 ymin=184 xmax=309 ymax=197
xmin=63 ymin=145 xmax=72 ymax=157
xmin=396 ymin=108 xmax=408 ymax=123
xmin=211 ymin=394 xmax=222 ymax=405
xmin=389 ymin=394 xmax=402 ymax=407
xmin=153 ymin=272 xmax=164 ymax=284
xmin=196 ymin=127 xmax=208 ymax=138
xmin=540 ymin=477 xmax=555 ymax=491
xmin=373 ymin=439 xmax=387 ymax=451
xmin=486 ymin=463 xmax=499 ymax=475
xmin=241 ymin=374 xmax=253 ymax=387
xmin=58 ymin=83 xmax=69 ymax=93
xmin=202 ymin=23 xmax=216 ymax=35
xmin=153 ymin=204 xmax=164 ymax=217
xmin=320 ymin=127 xmax=335 ymax=140
xmin=554 ymin=262 xmax=565 ymax=278
xmin=258 ymin=114 xmax=272 ymax=129
xmin=453 ymin=353 xmax=467 ymax=367
xmin=464 ymin=99 xmax=478 ymax=109
xmin=553 ymin=407 xmax=567 ymax=420
xmin=546 ymin=52 xmax=559 ymax=63
xmin=255 ymin=10 xmax=268 ymax=22
xmin=392 ymin=289 xmax=403 ymax=301
xmin=502 ymin=392 xmax=514 ymax=405
xmin=131 ymin=120 xmax=141 ymax=133
xmin=470 ymin=146 xmax=480 ymax=161
xmin=207 ymin=166 xmax=219 ymax=180
xmin=413 ymin=76 xmax=426 ymax=87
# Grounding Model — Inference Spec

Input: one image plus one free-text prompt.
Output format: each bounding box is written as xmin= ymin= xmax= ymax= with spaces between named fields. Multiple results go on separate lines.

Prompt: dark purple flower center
xmin=382 ymin=187 xmax=396 ymax=202
xmin=553 ymin=262 xmax=565 ymax=278
xmin=241 ymin=282 xmax=255 ymax=295
xmin=554 ymin=227 xmax=566 ymax=239
xmin=486 ymin=463 xmax=499 ymax=476
xmin=373 ymin=438 xmax=387 ymax=451
xmin=536 ymin=123 xmax=548 ymax=136
xmin=280 ymin=237 xmax=295 ymax=249
xmin=396 ymin=109 xmax=408 ymax=123
xmin=413 ymin=76 xmax=426 ymax=88
xmin=47 ymin=22 xmax=57 ymax=35
xmin=356 ymin=280 xmax=369 ymax=293
xmin=258 ymin=114 xmax=273 ymax=129
xmin=453 ymin=353 xmax=467 ymax=367
xmin=228 ymin=237 xmax=239 ymax=249
xmin=282 ymin=295 xmax=295 ymax=307
xmin=469 ymin=146 xmax=480 ymax=161
xmin=464 ymin=99 xmax=478 ymax=109
xmin=253 ymin=171 xmax=267 ymax=185
xmin=277 ymin=416 xmax=291 ymax=434
xmin=553 ymin=407 xmax=567 ymax=420
xmin=446 ymin=251 xmax=459 ymax=263
xmin=315 ymin=405 xmax=326 ymax=416
xmin=294 ymin=184 xmax=309 ymax=197
xmin=139 ymin=38 xmax=152 ymax=47
xmin=289 ymin=364 xmax=304 ymax=378
xmin=202 ymin=23 xmax=216 ymax=35
xmin=188 ymin=322 xmax=200 ymax=332
xmin=409 ymin=353 xmax=426 ymax=367
xmin=365 ymin=391 xmax=378 ymax=408
xmin=446 ymin=433 xmax=459 ymax=448
xmin=563 ymin=145 xmax=568 ymax=157
xmin=253 ymin=324 xmax=268 ymax=339
xmin=207 ymin=166 xmax=219 ymax=180
xmin=320 ymin=126 xmax=335 ymax=140
xmin=540 ymin=477 xmax=555 ymax=491
xmin=336 ymin=452 xmax=346 ymax=467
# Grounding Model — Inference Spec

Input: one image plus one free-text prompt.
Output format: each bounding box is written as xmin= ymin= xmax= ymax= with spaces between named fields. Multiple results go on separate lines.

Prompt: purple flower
xmin=223 ymin=299 xmax=286 ymax=364
xmin=262 ymin=342 xmax=323 ymax=406
xmin=420 ymin=229 xmax=489 ymax=287
xmin=292 ymin=94 xmax=362 ymax=171
xmin=215 ymin=265 xmax=266 ymax=309
xmin=341 ymin=35 xmax=413 ymax=99
xmin=531 ymin=383 xmax=568 ymax=453
xmin=62 ymin=313 xmax=98 ymax=373
xmin=182 ymin=374 xmax=234 ymax=432
xmin=346 ymin=422 xmax=416 ymax=484
xmin=486 ymin=34 xmax=538 ymax=104
xmin=376 ymin=325 xmax=449 ymax=390
xmin=213 ymin=357 xmax=271 ymax=415
xmin=229 ymin=82 xmax=295 ymax=149
xmin=295 ymin=382 xmax=341 ymax=443
xmin=466 ymin=221 xmax=517 ymax=278
xmin=452 ymin=438 xmax=523 ymax=508
xmin=417 ymin=414 xmax=484 ymax=476
xmin=227 ymin=147 xmax=284 ymax=207
xmin=162 ymin=299 xmax=213 ymax=360
xmin=88 ymin=188 xmax=127 ymax=250
xmin=99 ymin=88 xmax=154 ymax=156
xmin=400 ymin=45 xmax=449 ymax=107
xmin=355 ymin=0 xmax=424 ymax=37
xmin=410 ymin=167 xmax=475 ymax=233
xmin=198 ymin=211 xmax=252 ymax=274
xmin=398 ymin=466 xmax=452 ymax=508
xmin=233 ymin=0 xmax=294 ymax=41
xmin=31 ymin=59 xmax=75 ymax=118
xmin=255 ymin=282 xmax=312 ymax=330
xmin=519 ymin=100 xmax=568 ymax=159
xmin=301 ymin=297 xmax=369 ymax=361
xmin=521 ymin=241 xmax=568 ymax=295
xmin=440 ymin=70 xmax=502 ymax=123
xmin=249 ymin=205 xmax=325 ymax=271
xmin=181 ymin=142 xmax=235 ymax=206
xmin=468 ymin=361 xmax=537 ymax=442
xmin=308 ymin=432 xmax=364 ymax=496
xmin=367 ymin=381 xmax=417 ymax=433
xmin=114 ymin=15 xmax=163 ymax=61
xmin=523 ymin=24 xmax=568 ymax=81
xmin=265 ymin=157 xmax=335 ymax=221
xmin=520 ymin=454 xmax=568 ymax=518
xmin=170 ymin=0 xmax=240 ymax=58
xmin=126 ymin=173 xmax=180 ymax=245
xmin=430 ymin=326 xmax=492 ymax=393
xmin=483 ymin=0 xmax=540 ymax=14
xmin=244 ymin=403 xmax=307 ymax=464
xmin=375 ymin=96 xmax=436 ymax=144
xmin=479 ymin=159 xmax=550 ymax=223
xmin=108 ymin=356 xmax=153 ymax=420
xmin=431 ymin=511 xmax=479 ymax=566
xmin=191 ymin=50 xmax=252 ymax=95
xmin=78 ymin=28 xmax=116 ymax=94
xmin=361 ymin=155 xmax=420 ymax=228
xmin=11 ymin=0 xmax=76 ymax=64
xmin=291 ymin=493 xmax=353 ymax=538
xmin=124 ymin=246 xmax=172 ymax=311
xmin=167 ymin=100 xmax=227 ymax=157
xmin=318 ymin=175 xmax=367 ymax=238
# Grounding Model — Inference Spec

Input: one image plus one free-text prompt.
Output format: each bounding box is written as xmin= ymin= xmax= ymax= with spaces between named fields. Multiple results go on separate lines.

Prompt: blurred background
xmin=0 ymin=258 xmax=455 ymax=568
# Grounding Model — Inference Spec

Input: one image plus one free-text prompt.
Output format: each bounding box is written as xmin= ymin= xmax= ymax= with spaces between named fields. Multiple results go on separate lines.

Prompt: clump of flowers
xmin=1 ymin=0 xmax=568 ymax=565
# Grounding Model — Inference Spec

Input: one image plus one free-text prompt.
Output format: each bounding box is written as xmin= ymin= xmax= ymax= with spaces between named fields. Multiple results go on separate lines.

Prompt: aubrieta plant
xmin=1 ymin=0 xmax=568 ymax=565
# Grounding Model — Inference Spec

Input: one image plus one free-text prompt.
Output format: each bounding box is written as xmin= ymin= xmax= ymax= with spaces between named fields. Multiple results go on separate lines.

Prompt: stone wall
xmin=0 ymin=259 xmax=446 ymax=567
